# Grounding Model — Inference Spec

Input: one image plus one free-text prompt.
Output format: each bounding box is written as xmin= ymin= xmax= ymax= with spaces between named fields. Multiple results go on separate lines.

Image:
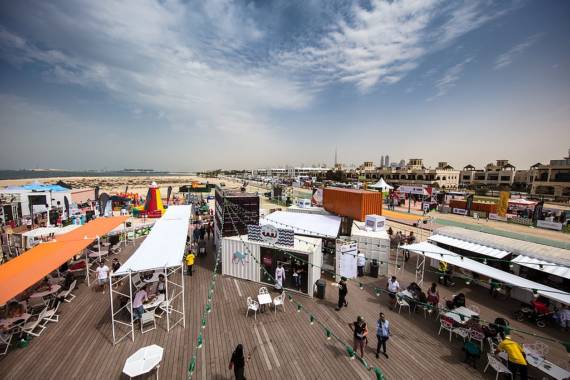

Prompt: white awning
xmin=261 ymin=211 xmax=341 ymax=238
xmin=401 ymin=241 xmax=570 ymax=306
xmin=512 ymin=255 xmax=570 ymax=280
xmin=115 ymin=205 xmax=191 ymax=274
xmin=429 ymin=234 xmax=510 ymax=259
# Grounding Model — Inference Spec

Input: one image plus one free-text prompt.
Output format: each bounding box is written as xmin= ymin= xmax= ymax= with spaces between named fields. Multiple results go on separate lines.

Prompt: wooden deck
xmin=1 ymin=235 xmax=569 ymax=380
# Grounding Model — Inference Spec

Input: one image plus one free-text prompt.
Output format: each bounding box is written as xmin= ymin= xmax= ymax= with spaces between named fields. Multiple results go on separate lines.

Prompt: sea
xmin=0 ymin=170 xmax=194 ymax=180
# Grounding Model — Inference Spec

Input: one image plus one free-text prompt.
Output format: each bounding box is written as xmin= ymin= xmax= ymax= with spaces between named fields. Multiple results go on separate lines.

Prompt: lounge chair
xmin=41 ymin=300 xmax=61 ymax=326
xmin=0 ymin=332 xmax=13 ymax=355
xmin=22 ymin=307 xmax=48 ymax=337
xmin=57 ymin=280 xmax=77 ymax=303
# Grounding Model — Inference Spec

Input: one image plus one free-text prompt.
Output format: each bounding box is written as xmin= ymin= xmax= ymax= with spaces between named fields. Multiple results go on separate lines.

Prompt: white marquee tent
xmin=368 ymin=178 xmax=393 ymax=191
xmin=110 ymin=205 xmax=191 ymax=344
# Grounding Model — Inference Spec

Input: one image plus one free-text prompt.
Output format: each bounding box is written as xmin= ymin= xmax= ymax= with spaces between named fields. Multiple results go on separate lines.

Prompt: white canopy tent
xmin=400 ymin=241 xmax=570 ymax=306
xmin=428 ymin=234 xmax=511 ymax=259
xmin=368 ymin=178 xmax=393 ymax=191
xmin=261 ymin=211 xmax=341 ymax=238
xmin=512 ymin=255 xmax=570 ymax=281
xmin=110 ymin=205 xmax=191 ymax=344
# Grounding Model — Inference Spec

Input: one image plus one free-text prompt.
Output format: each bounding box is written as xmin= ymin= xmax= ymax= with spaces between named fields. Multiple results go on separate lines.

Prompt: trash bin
xmin=316 ymin=279 xmax=326 ymax=299
xmin=369 ymin=260 xmax=379 ymax=278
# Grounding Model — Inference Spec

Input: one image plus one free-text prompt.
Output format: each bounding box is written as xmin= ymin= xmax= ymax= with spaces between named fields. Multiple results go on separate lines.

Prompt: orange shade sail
xmin=0 ymin=216 xmax=128 ymax=305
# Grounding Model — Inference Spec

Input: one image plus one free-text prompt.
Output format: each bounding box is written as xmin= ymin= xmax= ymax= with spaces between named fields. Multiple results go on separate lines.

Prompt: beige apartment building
xmin=459 ymin=160 xmax=517 ymax=188
xmin=530 ymin=150 xmax=570 ymax=200
xmin=352 ymin=159 xmax=460 ymax=189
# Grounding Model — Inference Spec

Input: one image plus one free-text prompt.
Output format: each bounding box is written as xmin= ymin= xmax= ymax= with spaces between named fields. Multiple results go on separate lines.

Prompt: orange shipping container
xmin=323 ymin=188 xmax=382 ymax=221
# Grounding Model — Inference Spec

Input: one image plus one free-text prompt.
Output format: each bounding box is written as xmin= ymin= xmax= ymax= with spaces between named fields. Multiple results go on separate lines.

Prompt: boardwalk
xmin=1 ymin=236 xmax=569 ymax=379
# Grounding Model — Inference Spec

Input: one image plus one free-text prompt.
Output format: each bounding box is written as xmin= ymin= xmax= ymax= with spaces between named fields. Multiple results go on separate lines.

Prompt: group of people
xmin=349 ymin=313 xmax=392 ymax=359
xmin=132 ymin=274 xmax=167 ymax=321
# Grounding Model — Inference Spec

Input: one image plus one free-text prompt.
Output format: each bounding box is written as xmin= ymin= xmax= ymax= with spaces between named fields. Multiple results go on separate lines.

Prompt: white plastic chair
xmin=469 ymin=329 xmax=485 ymax=350
xmin=453 ymin=327 xmax=469 ymax=341
xmin=484 ymin=353 xmax=513 ymax=380
xmin=41 ymin=300 xmax=60 ymax=326
xmin=468 ymin=304 xmax=480 ymax=315
xmin=487 ymin=337 xmax=498 ymax=352
xmin=0 ymin=333 xmax=13 ymax=355
xmin=57 ymin=280 xmax=77 ymax=303
xmin=246 ymin=297 xmax=259 ymax=320
xmin=438 ymin=318 xmax=454 ymax=342
xmin=273 ymin=293 xmax=285 ymax=314
xmin=396 ymin=297 xmax=410 ymax=314
xmin=258 ymin=287 xmax=269 ymax=295
xmin=140 ymin=312 xmax=156 ymax=334
xmin=22 ymin=307 xmax=48 ymax=337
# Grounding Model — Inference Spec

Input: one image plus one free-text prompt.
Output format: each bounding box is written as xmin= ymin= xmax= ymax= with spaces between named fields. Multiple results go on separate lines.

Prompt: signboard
xmin=247 ymin=224 xmax=294 ymax=246
xmin=336 ymin=241 xmax=357 ymax=280
xmin=452 ymin=208 xmax=468 ymax=215
xmin=489 ymin=213 xmax=508 ymax=222
xmin=497 ymin=191 xmax=510 ymax=217
xmin=397 ymin=186 xmax=427 ymax=196
xmin=311 ymin=188 xmax=323 ymax=207
xmin=537 ymin=220 xmax=563 ymax=231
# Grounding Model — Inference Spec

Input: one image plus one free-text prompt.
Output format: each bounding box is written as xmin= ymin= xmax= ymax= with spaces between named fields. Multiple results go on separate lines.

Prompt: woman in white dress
xmin=275 ymin=263 xmax=286 ymax=292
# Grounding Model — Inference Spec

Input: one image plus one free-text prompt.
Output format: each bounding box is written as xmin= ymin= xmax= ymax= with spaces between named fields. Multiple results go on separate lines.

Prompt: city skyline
xmin=1 ymin=0 xmax=570 ymax=171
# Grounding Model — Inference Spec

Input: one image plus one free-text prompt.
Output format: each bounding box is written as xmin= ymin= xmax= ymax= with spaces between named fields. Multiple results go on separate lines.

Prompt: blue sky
xmin=0 ymin=0 xmax=569 ymax=171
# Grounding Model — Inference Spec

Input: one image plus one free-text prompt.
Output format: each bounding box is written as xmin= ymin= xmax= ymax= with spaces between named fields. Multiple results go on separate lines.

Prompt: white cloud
xmin=494 ymin=33 xmax=542 ymax=70
xmin=0 ymin=1 xmax=312 ymax=134
xmin=429 ymin=57 xmax=473 ymax=99
xmin=275 ymin=0 xmax=514 ymax=92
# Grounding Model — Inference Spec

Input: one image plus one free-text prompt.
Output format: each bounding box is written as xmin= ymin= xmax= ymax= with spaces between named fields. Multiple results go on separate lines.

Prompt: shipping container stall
xmin=323 ymin=188 xmax=382 ymax=221
xmin=222 ymin=234 xmax=322 ymax=297
xmin=351 ymin=219 xmax=390 ymax=276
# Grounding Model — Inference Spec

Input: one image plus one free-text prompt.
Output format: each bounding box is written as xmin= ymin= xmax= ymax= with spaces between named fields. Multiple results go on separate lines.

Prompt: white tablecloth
xmin=443 ymin=306 xmax=478 ymax=324
xmin=143 ymin=294 xmax=166 ymax=311
xmin=257 ymin=294 xmax=272 ymax=306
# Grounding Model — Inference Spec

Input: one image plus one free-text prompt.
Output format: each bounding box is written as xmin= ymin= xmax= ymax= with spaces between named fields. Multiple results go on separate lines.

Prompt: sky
xmin=0 ymin=0 xmax=569 ymax=171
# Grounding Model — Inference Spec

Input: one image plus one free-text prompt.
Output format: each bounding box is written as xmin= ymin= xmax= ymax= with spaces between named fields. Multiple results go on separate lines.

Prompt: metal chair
xmin=469 ymin=329 xmax=485 ymax=350
xmin=396 ymin=297 xmax=411 ymax=314
xmin=246 ymin=297 xmax=259 ymax=320
xmin=438 ymin=318 xmax=454 ymax=342
xmin=258 ymin=287 xmax=269 ymax=295
xmin=484 ymin=353 xmax=513 ymax=380
xmin=273 ymin=293 xmax=285 ymax=314
xmin=140 ymin=312 xmax=156 ymax=334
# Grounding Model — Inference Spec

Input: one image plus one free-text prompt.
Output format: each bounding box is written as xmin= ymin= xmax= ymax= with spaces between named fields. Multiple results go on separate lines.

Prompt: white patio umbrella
xmin=123 ymin=344 xmax=164 ymax=379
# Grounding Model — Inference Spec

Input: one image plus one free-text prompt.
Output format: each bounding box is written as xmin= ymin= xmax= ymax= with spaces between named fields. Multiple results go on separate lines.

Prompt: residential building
xmin=459 ymin=160 xmax=517 ymax=188
xmin=350 ymin=159 xmax=460 ymax=189
xmin=530 ymin=149 xmax=570 ymax=200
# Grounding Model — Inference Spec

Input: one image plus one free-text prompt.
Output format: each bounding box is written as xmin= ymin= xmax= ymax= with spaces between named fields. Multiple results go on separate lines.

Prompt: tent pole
xmin=110 ymin=272 xmax=116 ymax=344
xmin=164 ymin=267 xmax=170 ymax=331
xmin=180 ymin=265 xmax=186 ymax=328
xmin=97 ymin=236 xmax=101 ymax=263
xmin=85 ymin=249 xmax=90 ymax=287
xmin=129 ymin=273 xmax=134 ymax=341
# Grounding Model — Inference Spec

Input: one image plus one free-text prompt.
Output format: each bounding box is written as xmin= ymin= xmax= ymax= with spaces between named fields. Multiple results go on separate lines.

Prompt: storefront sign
xmin=452 ymin=208 xmax=468 ymax=215
xmin=397 ymin=186 xmax=427 ymax=195
xmin=489 ymin=213 xmax=508 ymax=222
xmin=537 ymin=220 xmax=563 ymax=231
xmin=247 ymin=224 xmax=294 ymax=246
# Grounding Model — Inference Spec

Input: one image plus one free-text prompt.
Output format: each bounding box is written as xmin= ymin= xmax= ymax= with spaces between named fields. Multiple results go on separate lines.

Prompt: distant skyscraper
xmin=334 ymin=147 xmax=338 ymax=167
xmin=385 ymin=155 xmax=390 ymax=167
xmin=399 ymin=159 xmax=405 ymax=167
xmin=380 ymin=155 xmax=384 ymax=167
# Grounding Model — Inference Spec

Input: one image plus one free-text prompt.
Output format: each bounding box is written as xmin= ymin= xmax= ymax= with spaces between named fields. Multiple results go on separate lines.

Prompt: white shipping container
xmin=222 ymin=234 xmax=322 ymax=297
xmin=351 ymin=221 xmax=390 ymax=276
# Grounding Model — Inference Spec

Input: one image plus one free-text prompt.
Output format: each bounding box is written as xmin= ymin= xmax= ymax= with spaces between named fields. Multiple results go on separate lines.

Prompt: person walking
xmin=357 ymin=251 xmax=366 ymax=277
xmin=185 ymin=250 xmax=195 ymax=276
xmin=349 ymin=316 xmax=368 ymax=358
xmin=495 ymin=333 xmax=528 ymax=380
xmin=376 ymin=312 xmax=391 ymax=358
xmin=199 ymin=224 xmax=206 ymax=241
xmin=275 ymin=263 xmax=285 ymax=292
xmin=386 ymin=276 xmax=400 ymax=310
xmin=229 ymin=344 xmax=251 ymax=380
xmin=95 ymin=260 xmax=110 ymax=293
xmin=335 ymin=276 xmax=348 ymax=311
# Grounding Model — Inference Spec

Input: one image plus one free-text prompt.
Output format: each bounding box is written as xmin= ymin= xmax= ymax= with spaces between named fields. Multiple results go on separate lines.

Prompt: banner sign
xmin=497 ymin=191 xmax=510 ymax=217
xmin=452 ymin=208 xmax=468 ymax=215
xmin=489 ymin=213 xmax=508 ymax=222
xmin=336 ymin=241 xmax=357 ymax=279
xmin=248 ymin=224 xmax=294 ymax=246
xmin=398 ymin=186 xmax=427 ymax=195
xmin=537 ymin=220 xmax=563 ymax=231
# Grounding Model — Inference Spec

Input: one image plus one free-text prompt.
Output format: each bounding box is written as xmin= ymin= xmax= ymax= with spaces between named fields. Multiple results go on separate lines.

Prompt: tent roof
xmin=260 ymin=211 xmax=341 ymax=238
xmin=0 ymin=216 xmax=128 ymax=305
xmin=401 ymin=241 xmax=570 ymax=306
xmin=369 ymin=178 xmax=393 ymax=190
xmin=115 ymin=205 xmax=192 ymax=274
xmin=434 ymin=226 xmax=570 ymax=266
xmin=429 ymin=234 xmax=510 ymax=259
xmin=512 ymin=255 xmax=570 ymax=281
